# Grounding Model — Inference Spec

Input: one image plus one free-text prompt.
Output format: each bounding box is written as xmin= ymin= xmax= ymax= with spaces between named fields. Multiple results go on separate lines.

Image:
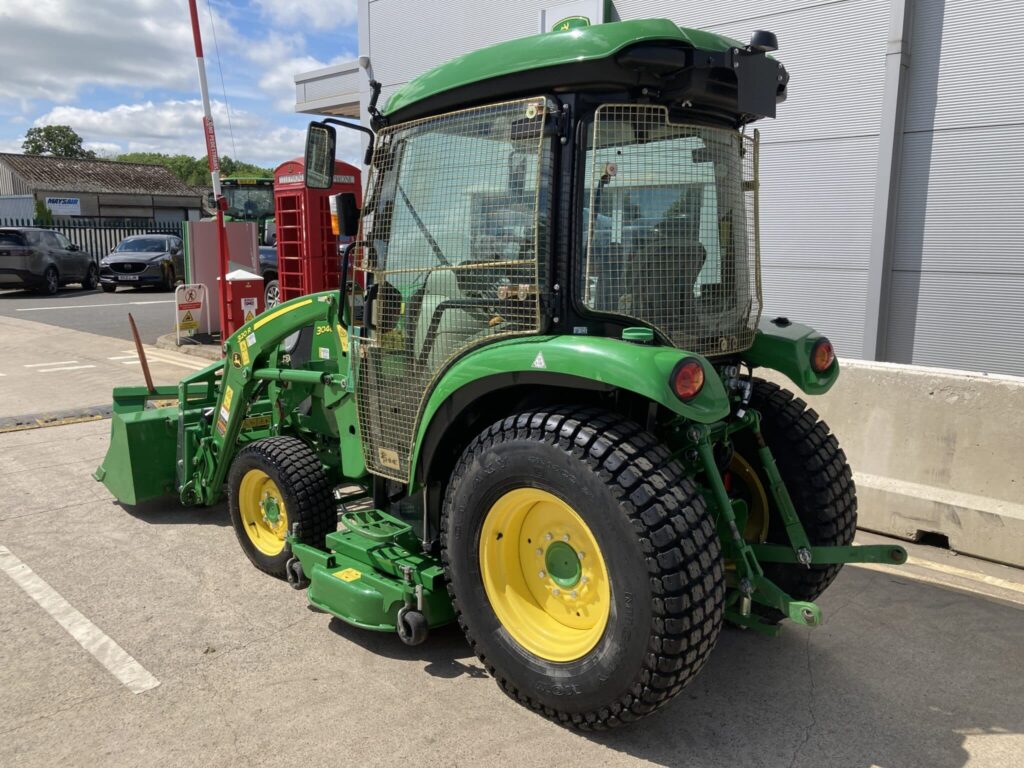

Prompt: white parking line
xmin=0 ymin=544 xmax=159 ymax=694
xmin=37 ymin=365 xmax=97 ymax=373
xmin=107 ymin=355 xmax=138 ymax=361
xmin=24 ymin=360 xmax=77 ymax=368
xmin=16 ymin=300 xmax=175 ymax=312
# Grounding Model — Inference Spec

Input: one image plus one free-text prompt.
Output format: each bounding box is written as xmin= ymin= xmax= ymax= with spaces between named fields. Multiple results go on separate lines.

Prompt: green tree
xmin=33 ymin=198 xmax=53 ymax=225
xmin=113 ymin=152 xmax=273 ymax=187
xmin=22 ymin=125 xmax=96 ymax=159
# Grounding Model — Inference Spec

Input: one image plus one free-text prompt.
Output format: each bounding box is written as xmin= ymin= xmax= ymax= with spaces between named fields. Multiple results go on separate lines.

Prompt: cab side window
xmin=54 ymin=232 xmax=73 ymax=250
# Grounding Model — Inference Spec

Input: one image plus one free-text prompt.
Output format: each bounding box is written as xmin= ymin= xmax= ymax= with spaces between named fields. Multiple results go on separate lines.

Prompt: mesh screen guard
xmin=582 ymin=105 xmax=761 ymax=357
xmin=353 ymin=98 xmax=551 ymax=481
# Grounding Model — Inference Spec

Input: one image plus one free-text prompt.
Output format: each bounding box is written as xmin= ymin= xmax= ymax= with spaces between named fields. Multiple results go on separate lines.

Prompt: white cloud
xmin=0 ymin=0 xmax=231 ymax=102
xmin=254 ymin=0 xmax=358 ymax=31
xmin=33 ymin=99 xmax=364 ymax=166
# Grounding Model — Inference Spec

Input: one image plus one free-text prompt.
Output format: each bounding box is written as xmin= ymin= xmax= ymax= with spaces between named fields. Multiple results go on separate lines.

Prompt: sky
xmin=0 ymin=0 xmax=360 ymax=167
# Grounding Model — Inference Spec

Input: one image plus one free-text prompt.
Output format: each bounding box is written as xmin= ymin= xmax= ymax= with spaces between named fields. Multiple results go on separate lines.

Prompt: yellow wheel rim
xmin=730 ymin=453 xmax=770 ymax=543
xmin=479 ymin=488 xmax=611 ymax=662
xmin=238 ymin=469 xmax=289 ymax=556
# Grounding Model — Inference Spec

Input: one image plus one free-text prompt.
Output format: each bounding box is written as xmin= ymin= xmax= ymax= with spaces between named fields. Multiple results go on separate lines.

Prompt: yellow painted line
xmin=253 ymin=298 xmax=313 ymax=330
xmin=850 ymin=562 xmax=1024 ymax=606
xmin=903 ymin=555 xmax=1024 ymax=595
xmin=0 ymin=544 xmax=159 ymax=693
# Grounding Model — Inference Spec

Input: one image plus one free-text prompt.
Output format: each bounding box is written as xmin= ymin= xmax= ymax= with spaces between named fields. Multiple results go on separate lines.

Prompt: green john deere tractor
xmin=95 ymin=19 xmax=906 ymax=728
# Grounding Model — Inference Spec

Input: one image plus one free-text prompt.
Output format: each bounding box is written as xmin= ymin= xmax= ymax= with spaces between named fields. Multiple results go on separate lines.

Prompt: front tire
xmin=228 ymin=437 xmax=337 ymax=579
xmin=81 ymin=264 xmax=98 ymax=290
xmin=101 ymin=284 xmax=117 ymax=293
xmin=40 ymin=266 xmax=59 ymax=295
xmin=442 ymin=408 xmax=725 ymax=729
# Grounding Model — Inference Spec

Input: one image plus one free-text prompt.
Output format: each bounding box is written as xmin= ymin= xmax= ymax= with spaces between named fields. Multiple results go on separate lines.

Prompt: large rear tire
xmin=228 ymin=437 xmax=337 ymax=579
xmin=442 ymin=408 xmax=725 ymax=729
xmin=734 ymin=380 xmax=857 ymax=623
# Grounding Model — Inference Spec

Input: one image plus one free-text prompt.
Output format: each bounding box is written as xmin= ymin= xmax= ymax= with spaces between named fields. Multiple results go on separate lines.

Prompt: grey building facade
xmin=295 ymin=0 xmax=1023 ymax=376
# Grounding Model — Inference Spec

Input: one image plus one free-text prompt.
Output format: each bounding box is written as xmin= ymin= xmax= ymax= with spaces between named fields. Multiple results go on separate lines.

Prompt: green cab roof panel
xmin=383 ymin=19 xmax=746 ymax=118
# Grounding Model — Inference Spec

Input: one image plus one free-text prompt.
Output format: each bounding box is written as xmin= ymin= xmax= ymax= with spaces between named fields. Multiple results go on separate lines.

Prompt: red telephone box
xmin=273 ymin=158 xmax=362 ymax=302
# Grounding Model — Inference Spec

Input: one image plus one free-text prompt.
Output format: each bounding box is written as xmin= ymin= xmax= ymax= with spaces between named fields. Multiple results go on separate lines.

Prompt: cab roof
xmin=382 ymin=18 xmax=788 ymax=127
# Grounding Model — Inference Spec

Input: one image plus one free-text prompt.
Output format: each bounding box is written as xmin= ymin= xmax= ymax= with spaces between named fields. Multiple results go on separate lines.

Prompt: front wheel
xmin=81 ymin=264 xmax=98 ymax=290
xmin=40 ymin=266 xmax=59 ymax=295
xmin=228 ymin=436 xmax=337 ymax=579
xmin=264 ymin=278 xmax=280 ymax=308
xmin=442 ymin=408 xmax=725 ymax=729
xmin=160 ymin=266 xmax=176 ymax=292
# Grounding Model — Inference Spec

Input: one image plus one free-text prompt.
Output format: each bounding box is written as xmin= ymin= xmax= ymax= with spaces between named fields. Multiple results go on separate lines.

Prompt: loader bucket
xmin=93 ymin=386 xmax=180 ymax=506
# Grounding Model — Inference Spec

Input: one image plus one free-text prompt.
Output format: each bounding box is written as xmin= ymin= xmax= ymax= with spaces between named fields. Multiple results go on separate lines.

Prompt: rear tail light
xmin=671 ymin=358 xmax=705 ymax=400
xmin=811 ymin=338 xmax=835 ymax=373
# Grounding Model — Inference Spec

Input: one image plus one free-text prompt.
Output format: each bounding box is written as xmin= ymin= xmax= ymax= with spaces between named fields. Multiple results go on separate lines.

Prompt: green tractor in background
xmin=220 ymin=176 xmax=276 ymax=245
xmin=95 ymin=19 xmax=906 ymax=728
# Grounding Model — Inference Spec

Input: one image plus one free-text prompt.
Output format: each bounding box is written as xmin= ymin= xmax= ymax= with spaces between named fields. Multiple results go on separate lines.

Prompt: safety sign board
xmin=175 ymin=283 xmax=209 ymax=342
xmin=242 ymin=296 xmax=258 ymax=323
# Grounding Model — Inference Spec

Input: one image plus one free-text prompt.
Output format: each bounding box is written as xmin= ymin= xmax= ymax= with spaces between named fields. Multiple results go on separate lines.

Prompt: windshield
xmin=117 ymin=237 xmax=167 ymax=252
xmin=224 ymin=186 xmax=274 ymax=219
xmin=580 ymin=104 xmax=760 ymax=356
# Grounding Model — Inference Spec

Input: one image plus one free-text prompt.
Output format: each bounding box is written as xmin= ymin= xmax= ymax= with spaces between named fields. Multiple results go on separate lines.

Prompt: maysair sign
xmin=45 ymin=197 xmax=81 ymax=216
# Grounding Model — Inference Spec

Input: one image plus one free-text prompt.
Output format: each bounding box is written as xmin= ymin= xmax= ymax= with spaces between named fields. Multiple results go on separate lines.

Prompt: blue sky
xmin=0 ymin=0 xmax=360 ymax=166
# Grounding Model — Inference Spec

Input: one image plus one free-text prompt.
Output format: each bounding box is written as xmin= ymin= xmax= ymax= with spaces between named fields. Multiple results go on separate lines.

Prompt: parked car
xmin=258 ymin=245 xmax=279 ymax=308
xmin=99 ymin=234 xmax=184 ymax=292
xmin=0 ymin=226 xmax=97 ymax=294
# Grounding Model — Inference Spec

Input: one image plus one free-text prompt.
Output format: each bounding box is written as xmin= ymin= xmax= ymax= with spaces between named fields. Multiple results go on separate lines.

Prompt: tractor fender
xmin=409 ymin=335 xmax=731 ymax=485
xmin=742 ymin=318 xmax=840 ymax=396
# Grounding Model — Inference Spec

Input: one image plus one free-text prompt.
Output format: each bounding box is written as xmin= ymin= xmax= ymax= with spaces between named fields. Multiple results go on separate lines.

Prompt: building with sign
xmin=0 ymin=153 xmax=202 ymax=222
xmin=294 ymin=0 xmax=1023 ymax=377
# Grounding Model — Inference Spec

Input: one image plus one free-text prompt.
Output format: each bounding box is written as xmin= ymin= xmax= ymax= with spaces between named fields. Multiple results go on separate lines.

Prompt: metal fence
xmin=0 ymin=217 xmax=185 ymax=260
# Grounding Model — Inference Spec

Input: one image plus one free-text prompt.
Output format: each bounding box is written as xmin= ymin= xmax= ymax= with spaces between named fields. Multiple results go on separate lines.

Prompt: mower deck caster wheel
xmin=396 ymin=607 xmax=428 ymax=646
xmin=286 ymin=557 xmax=309 ymax=590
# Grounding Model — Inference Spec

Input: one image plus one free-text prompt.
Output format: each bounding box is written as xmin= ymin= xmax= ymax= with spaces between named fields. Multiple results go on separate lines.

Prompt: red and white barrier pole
xmin=187 ymin=0 xmax=231 ymax=340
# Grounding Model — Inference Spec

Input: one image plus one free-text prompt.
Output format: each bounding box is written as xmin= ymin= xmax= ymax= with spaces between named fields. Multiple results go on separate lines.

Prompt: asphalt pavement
xmin=0 ymin=285 xmax=177 ymax=345
xmin=1 ymin=289 xmax=1022 ymax=767
xmin=0 ymin=420 xmax=1021 ymax=768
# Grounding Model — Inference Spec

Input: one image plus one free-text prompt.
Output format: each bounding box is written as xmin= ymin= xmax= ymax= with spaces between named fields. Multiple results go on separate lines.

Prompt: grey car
xmin=99 ymin=234 xmax=184 ymax=292
xmin=0 ymin=227 xmax=98 ymax=295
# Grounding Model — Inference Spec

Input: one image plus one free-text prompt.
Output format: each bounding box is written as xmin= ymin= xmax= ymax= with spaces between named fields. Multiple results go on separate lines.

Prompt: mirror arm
xmin=322 ymin=117 xmax=376 ymax=166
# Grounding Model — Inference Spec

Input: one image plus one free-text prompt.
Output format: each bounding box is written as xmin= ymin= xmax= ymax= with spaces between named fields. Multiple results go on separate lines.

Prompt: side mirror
xmin=67 ymin=243 xmax=79 ymax=251
xmin=337 ymin=192 xmax=360 ymax=237
xmin=304 ymin=122 xmax=337 ymax=189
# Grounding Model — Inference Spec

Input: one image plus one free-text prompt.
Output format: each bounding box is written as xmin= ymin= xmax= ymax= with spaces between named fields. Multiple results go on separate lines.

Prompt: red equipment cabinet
xmin=273 ymin=157 xmax=362 ymax=302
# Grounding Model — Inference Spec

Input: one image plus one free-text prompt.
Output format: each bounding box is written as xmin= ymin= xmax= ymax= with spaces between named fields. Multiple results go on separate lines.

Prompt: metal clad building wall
xmin=368 ymin=0 xmax=555 ymax=90
xmin=619 ymin=0 xmax=889 ymax=358
xmin=886 ymin=0 xmax=1024 ymax=375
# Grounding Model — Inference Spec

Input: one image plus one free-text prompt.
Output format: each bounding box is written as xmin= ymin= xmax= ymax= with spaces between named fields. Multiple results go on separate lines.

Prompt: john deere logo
xmin=552 ymin=15 xmax=590 ymax=33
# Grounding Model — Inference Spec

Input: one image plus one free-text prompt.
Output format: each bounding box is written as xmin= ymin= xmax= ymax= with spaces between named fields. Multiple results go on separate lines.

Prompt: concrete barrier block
xmin=761 ymin=360 xmax=1024 ymax=568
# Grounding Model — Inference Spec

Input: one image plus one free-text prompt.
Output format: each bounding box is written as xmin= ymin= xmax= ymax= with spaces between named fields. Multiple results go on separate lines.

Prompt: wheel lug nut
xmin=545 ymin=533 xmax=553 ymax=541
xmin=538 ymin=570 xmax=546 ymax=579
xmin=578 ymin=551 xmax=585 ymax=559
xmin=562 ymin=534 xmax=570 ymax=542
xmin=535 ymin=548 xmax=543 ymax=556
xmin=552 ymin=588 xmax=560 ymax=596
xmin=581 ymin=576 xmax=588 ymax=584
xmin=570 ymin=590 xmax=578 ymax=599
